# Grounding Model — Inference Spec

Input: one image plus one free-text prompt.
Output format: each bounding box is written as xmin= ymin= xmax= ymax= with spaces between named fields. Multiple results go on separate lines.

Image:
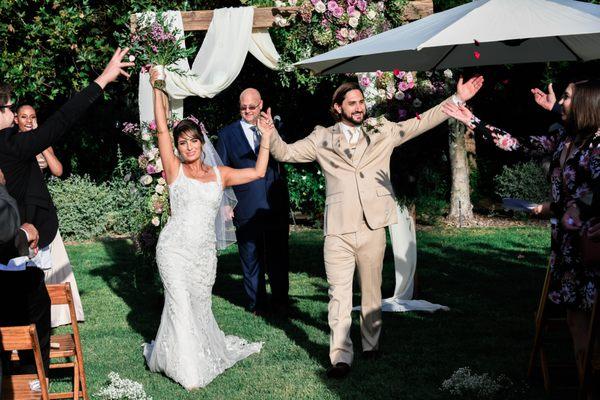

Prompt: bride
xmin=143 ymin=68 xmax=275 ymax=390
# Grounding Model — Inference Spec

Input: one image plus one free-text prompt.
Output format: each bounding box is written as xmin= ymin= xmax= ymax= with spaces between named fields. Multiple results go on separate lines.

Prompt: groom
xmin=266 ymin=76 xmax=483 ymax=377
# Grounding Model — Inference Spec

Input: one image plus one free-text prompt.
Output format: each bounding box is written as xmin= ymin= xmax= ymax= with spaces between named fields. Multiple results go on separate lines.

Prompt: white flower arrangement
xmin=440 ymin=367 xmax=514 ymax=399
xmin=95 ymin=372 xmax=152 ymax=400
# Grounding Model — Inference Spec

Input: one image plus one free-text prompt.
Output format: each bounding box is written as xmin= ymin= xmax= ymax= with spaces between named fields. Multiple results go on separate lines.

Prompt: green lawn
xmin=64 ymin=226 xmax=554 ymax=399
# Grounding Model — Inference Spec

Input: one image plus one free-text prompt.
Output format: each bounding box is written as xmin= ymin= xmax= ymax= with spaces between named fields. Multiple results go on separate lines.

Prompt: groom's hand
xmin=456 ymin=75 xmax=484 ymax=103
xmin=94 ymin=48 xmax=136 ymax=89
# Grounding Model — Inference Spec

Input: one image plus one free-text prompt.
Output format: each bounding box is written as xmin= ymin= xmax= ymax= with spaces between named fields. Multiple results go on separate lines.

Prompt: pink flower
xmin=375 ymin=70 xmax=383 ymax=78
xmin=327 ymin=1 xmax=338 ymax=12
xmin=332 ymin=5 xmax=344 ymax=18
xmin=407 ymin=81 xmax=415 ymax=89
xmin=494 ymin=134 xmax=518 ymax=151
xmin=357 ymin=0 xmax=367 ymax=12
xmin=311 ymin=0 xmax=320 ymax=4
xmin=346 ymin=0 xmax=357 ymax=5
xmin=146 ymin=164 xmax=157 ymax=174
xmin=347 ymin=5 xmax=358 ymax=16
xmin=398 ymin=81 xmax=410 ymax=91
xmin=187 ymin=115 xmax=200 ymax=125
xmin=148 ymin=120 xmax=157 ymax=131
xmin=395 ymin=70 xmax=406 ymax=79
xmin=359 ymin=75 xmax=371 ymax=87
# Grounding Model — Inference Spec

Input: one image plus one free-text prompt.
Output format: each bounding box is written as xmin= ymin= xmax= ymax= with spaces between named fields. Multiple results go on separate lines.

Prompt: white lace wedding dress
xmin=143 ymin=165 xmax=262 ymax=390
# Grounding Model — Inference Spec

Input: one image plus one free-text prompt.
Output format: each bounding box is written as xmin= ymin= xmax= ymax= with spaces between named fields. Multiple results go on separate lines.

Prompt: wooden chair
xmin=528 ymin=262 xmax=563 ymax=391
xmin=0 ymin=324 xmax=49 ymax=400
xmin=45 ymin=283 xmax=88 ymax=400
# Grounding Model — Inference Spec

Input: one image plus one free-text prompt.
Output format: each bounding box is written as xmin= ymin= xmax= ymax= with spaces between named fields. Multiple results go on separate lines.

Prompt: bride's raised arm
xmin=219 ymin=108 xmax=275 ymax=188
xmin=150 ymin=68 xmax=180 ymax=184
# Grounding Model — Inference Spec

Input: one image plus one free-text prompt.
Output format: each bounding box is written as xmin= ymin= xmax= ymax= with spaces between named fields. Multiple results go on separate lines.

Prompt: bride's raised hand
xmin=149 ymin=67 xmax=160 ymax=88
xmin=257 ymin=107 xmax=275 ymax=137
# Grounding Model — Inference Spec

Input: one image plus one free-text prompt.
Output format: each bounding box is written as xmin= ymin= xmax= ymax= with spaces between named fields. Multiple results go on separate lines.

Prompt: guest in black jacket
xmin=0 ymin=48 xmax=133 ymax=374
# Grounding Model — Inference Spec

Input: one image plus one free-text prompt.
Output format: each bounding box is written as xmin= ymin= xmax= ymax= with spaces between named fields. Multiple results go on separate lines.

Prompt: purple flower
xmin=151 ymin=44 xmax=158 ymax=54
xmin=311 ymin=0 xmax=320 ymax=4
xmin=347 ymin=5 xmax=356 ymax=16
xmin=357 ymin=0 xmax=367 ymax=12
xmin=146 ymin=164 xmax=157 ymax=174
xmin=121 ymin=122 xmax=138 ymax=134
xmin=347 ymin=0 xmax=357 ymax=5
xmin=327 ymin=1 xmax=338 ymax=12
xmin=359 ymin=75 xmax=371 ymax=87
xmin=398 ymin=108 xmax=408 ymax=119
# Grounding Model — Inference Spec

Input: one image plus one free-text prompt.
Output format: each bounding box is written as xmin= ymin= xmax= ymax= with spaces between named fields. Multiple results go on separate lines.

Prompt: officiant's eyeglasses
xmin=240 ymin=104 xmax=259 ymax=111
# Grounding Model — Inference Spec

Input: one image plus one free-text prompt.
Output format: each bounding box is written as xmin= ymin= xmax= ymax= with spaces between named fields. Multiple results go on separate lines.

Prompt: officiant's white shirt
xmin=240 ymin=119 xmax=259 ymax=150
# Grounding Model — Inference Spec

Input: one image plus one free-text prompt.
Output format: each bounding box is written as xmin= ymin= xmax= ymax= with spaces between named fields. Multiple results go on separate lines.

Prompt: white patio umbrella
xmin=295 ymin=0 xmax=600 ymax=73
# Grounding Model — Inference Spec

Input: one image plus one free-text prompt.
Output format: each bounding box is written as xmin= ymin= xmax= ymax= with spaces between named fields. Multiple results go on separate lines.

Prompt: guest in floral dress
xmin=442 ymin=80 xmax=600 ymax=366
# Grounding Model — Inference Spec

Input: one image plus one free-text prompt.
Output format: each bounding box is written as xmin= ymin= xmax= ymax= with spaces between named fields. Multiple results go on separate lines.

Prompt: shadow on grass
xmin=90 ymin=228 xmax=552 ymax=399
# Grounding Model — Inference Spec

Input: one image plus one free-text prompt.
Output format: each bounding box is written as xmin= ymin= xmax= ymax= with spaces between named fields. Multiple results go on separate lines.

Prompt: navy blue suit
xmin=216 ymin=121 xmax=290 ymax=312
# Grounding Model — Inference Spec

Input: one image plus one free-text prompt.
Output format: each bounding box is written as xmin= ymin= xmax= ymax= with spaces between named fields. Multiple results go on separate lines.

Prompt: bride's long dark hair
xmin=173 ymin=119 xmax=206 ymax=144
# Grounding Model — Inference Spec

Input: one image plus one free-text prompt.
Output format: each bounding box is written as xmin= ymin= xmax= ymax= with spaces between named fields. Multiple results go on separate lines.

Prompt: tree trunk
xmin=447 ymin=118 xmax=474 ymax=226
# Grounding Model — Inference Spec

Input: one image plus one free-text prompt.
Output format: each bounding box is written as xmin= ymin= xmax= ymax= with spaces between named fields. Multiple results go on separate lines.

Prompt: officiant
xmin=216 ymin=88 xmax=290 ymax=316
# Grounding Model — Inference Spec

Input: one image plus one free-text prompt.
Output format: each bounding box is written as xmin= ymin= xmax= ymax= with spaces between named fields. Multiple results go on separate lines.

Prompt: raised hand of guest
xmin=531 ymin=83 xmax=556 ymax=111
xmin=442 ymin=103 xmax=474 ymax=127
xmin=94 ymin=48 xmax=135 ymax=89
xmin=456 ymin=75 xmax=484 ymax=102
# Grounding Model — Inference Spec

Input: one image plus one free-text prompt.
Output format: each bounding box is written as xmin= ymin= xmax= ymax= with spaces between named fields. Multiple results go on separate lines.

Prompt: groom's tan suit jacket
xmin=269 ymin=97 xmax=452 ymax=235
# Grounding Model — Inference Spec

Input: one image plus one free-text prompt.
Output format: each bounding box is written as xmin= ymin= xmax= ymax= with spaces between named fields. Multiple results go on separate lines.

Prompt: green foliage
xmin=494 ymin=160 xmax=550 ymax=204
xmin=47 ymin=155 xmax=144 ymax=241
xmin=414 ymin=165 xmax=450 ymax=224
xmin=284 ymin=163 xmax=325 ymax=220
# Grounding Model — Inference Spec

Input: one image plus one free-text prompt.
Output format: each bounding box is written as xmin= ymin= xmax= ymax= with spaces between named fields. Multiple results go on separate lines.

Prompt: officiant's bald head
xmin=239 ymin=88 xmax=263 ymax=125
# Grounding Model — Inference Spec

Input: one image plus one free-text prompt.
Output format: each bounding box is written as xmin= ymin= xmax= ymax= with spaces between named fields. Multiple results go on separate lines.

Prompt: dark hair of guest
xmin=568 ymin=79 xmax=600 ymax=137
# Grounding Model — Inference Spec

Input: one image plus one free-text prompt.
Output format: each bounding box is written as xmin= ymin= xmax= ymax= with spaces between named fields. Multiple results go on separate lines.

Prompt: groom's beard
xmin=341 ymin=108 xmax=368 ymax=126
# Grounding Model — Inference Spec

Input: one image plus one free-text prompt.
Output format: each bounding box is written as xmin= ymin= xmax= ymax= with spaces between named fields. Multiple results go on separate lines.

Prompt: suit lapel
xmin=331 ymin=123 xmax=354 ymax=167
xmin=232 ymin=121 xmax=255 ymax=159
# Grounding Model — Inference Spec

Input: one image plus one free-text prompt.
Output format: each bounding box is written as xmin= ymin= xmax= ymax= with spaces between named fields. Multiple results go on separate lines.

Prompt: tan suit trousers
xmin=324 ymin=221 xmax=386 ymax=365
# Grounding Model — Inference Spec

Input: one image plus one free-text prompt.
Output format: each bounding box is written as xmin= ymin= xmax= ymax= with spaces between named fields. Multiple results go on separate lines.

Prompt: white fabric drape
xmin=353 ymin=204 xmax=449 ymax=313
xmin=138 ymin=7 xmax=280 ymax=125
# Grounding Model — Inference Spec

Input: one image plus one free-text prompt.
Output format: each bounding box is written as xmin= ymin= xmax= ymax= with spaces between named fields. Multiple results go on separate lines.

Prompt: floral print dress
xmin=472 ymin=118 xmax=600 ymax=311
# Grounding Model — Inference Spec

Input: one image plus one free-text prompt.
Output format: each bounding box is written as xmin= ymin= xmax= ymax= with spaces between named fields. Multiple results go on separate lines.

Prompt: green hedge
xmin=48 ymin=173 xmax=144 ymax=241
xmin=494 ymin=160 xmax=550 ymax=204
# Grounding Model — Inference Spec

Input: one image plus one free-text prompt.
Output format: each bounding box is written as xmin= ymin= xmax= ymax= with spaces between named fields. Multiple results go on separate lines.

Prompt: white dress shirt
xmin=339 ymin=123 xmax=361 ymax=144
xmin=240 ymin=119 xmax=259 ymax=150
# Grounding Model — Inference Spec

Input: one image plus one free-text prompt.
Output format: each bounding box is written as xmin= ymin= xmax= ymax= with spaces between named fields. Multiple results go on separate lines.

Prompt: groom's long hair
xmin=330 ymin=82 xmax=366 ymax=122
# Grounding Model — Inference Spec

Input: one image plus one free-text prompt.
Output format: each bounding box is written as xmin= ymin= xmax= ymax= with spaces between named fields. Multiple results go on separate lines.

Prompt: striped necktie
xmin=250 ymin=125 xmax=261 ymax=153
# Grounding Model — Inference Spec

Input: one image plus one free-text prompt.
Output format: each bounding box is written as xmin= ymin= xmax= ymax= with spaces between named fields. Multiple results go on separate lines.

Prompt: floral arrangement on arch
xmin=357 ymin=68 xmax=456 ymax=122
xmin=121 ymin=115 xmax=207 ymax=252
xmin=260 ymin=0 xmax=408 ymax=91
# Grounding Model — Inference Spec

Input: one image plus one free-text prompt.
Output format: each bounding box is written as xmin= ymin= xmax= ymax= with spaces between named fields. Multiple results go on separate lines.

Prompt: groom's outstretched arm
xmin=269 ymin=127 xmax=319 ymax=163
